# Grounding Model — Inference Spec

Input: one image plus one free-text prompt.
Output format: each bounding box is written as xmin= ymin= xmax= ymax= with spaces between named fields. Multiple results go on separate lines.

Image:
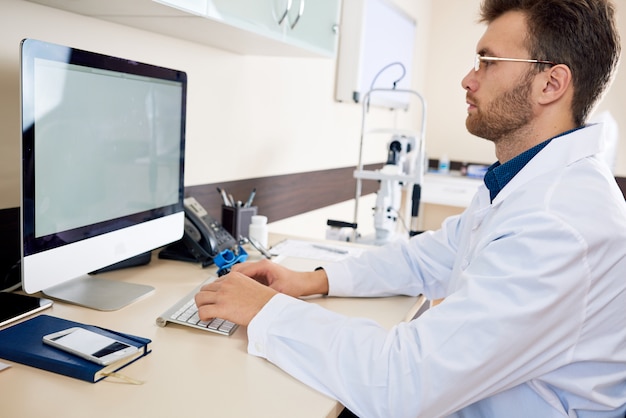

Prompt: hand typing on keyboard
xmin=195 ymin=270 xmax=278 ymax=327
xmin=194 ymin=259 xmax=330 ymax=326
xmin=172 ymin=298 xmax=237 ymax=335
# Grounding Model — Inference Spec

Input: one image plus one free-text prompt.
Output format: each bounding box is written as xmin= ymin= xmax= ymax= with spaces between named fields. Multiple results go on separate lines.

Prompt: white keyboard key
xmin=160 ymin=291 xmax=238 ymax=336
xmin=208 ymin=318 xmax=224 ymax=330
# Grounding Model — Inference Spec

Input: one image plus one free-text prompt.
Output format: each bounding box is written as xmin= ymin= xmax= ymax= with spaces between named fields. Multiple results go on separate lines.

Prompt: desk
xmin=0 ymin=239 xmax=419 ymax=418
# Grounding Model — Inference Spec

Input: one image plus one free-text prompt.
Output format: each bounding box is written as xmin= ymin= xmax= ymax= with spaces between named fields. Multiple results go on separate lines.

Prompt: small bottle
xmin=248 ymin=215 xmax=268 ymax=249
xmin=438 ymin=154 xmax=450 ymax=174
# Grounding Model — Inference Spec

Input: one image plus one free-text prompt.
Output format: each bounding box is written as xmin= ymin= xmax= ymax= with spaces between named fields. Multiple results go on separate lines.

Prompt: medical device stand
xmin=352 ymin=88 xmax=427 ymax=244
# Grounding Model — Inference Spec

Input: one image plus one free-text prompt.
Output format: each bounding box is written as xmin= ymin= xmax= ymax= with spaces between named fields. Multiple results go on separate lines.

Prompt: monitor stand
xmin=42 ymin=275 xmax=154 ymax=311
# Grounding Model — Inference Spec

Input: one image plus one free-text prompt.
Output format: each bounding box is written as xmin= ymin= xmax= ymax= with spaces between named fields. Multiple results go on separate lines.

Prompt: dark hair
xmin=479 ymin=0 xmax=621 ymax=126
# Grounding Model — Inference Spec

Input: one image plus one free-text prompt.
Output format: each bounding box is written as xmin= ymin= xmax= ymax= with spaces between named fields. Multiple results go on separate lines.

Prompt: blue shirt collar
xmin=483 ymin=127 xmax=583 ymax=202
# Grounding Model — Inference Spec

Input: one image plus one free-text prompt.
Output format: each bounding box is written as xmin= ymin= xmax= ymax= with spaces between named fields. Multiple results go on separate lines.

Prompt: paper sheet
xmin=270 ymin=239 xmax=364 ymax=262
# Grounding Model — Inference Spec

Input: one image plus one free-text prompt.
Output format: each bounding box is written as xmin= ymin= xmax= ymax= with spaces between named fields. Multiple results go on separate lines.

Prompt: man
xmin=195 ymin=0 xmax=626 ymax=416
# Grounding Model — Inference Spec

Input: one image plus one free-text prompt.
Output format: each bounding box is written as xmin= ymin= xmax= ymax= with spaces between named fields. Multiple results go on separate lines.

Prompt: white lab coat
xmin=247 ymin=124 xmax=626 ymax=418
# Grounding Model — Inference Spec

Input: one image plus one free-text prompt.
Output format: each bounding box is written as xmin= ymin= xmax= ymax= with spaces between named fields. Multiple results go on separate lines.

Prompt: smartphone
xmin=43 ymin=327 xmax=138 ymax=366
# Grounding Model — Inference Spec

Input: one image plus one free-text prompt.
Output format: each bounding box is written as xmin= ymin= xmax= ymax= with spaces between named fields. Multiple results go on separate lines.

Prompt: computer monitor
xmin=20 ymin=39 xmax=186 ymax=310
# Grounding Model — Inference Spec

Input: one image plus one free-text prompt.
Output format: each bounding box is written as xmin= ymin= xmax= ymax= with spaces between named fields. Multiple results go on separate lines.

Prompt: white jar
xmin=248 ymin=215 xmax=268 ymax=248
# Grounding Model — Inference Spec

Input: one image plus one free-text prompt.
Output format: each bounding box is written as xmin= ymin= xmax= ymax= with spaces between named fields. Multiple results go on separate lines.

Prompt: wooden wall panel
xmin=185 ymin=163 xmax=383 ymax=222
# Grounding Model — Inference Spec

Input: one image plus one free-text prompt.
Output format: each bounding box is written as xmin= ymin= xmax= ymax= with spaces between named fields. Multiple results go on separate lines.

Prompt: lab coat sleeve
xmin=246 ymin=210 xmax=591 ymax=418
xmin=324 ymin=214 xmax=462 ymax=300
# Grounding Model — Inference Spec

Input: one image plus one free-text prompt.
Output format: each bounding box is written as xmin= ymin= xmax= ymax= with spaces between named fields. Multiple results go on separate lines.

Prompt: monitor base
xmin=43 ymin=275 xmax=154 ymax=311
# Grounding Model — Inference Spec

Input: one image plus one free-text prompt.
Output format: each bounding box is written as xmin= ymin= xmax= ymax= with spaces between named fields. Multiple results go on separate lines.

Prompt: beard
xmin=465 ymin=72 xmax=534 ymax=142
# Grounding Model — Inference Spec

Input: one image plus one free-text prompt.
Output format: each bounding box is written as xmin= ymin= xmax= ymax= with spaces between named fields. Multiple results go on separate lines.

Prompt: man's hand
xmin=232 ymin=259 xmax=329 ymax=298
xmin=195 ymin=271 xmax=277 ymax=326
xmin=194 ymin=260 xmax=330 ymax=326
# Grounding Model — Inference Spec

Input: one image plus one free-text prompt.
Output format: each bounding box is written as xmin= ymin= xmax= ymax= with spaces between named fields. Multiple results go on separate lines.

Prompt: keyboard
xmin=156 ymin=277 xmax=238 ymax=336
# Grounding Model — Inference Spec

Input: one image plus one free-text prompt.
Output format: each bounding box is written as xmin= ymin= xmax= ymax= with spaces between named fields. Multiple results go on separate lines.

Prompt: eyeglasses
xmin=474 ymin=54 xmax=557 ymax=72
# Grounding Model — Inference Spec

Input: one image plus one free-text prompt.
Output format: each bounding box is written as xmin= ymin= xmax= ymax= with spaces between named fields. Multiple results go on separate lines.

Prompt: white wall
xmin=0 ymin=0 xmax=430 ymax=209
xmin=0 ymin=0 xmax=624 ymax=213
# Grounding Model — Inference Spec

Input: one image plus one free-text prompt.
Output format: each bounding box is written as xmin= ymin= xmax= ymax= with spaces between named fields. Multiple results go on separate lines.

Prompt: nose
xmin=462 ymin=68 xmax=477 ymax=92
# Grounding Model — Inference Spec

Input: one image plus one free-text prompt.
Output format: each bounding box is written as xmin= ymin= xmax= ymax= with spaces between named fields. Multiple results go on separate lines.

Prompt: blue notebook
xmin=0 ymin=314 xmax=151 ymax=383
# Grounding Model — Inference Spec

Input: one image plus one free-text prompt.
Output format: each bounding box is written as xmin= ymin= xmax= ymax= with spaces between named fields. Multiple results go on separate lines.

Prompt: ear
xmin=537 ymin=64 xmax=572 ymax=105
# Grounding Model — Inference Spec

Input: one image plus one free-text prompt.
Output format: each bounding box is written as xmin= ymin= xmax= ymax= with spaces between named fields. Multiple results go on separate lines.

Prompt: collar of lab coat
xmin=478 ymin=123 xmax=604 ymax=207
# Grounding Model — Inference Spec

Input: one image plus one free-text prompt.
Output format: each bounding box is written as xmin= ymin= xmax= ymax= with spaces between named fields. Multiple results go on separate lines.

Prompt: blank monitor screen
xmin=20 ymin=39 xmax=186 ymax=310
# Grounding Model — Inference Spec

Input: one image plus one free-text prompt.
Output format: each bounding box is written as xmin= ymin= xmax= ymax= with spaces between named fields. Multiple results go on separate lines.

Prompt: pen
xmin=217 ymin=187 xmax=231 ymax=206
xmin=311 ymin=244 xmax=348 ymax=255
xmin=247 ymin=236 xmax=272 ymax=259
xmin=244 ymin=188 xmax=256 ymax=208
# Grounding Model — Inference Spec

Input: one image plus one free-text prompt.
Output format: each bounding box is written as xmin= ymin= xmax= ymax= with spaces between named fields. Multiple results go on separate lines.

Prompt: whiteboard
xmin=335 ymin=0 xmax=416 ymax=109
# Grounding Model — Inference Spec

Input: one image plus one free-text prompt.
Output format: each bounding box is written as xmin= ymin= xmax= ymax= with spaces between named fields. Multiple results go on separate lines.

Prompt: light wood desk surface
xmin=0 ymin=241 xmax=419 ymax=418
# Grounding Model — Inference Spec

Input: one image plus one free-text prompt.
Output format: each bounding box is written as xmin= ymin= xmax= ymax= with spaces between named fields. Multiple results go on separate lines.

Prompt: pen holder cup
xmin=221 ymin=205 xmax=257 ymax=240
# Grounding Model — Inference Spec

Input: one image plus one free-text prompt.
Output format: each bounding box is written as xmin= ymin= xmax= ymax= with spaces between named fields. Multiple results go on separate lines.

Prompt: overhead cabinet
xmin=26 ymin=0 xmax=341 ymax=57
